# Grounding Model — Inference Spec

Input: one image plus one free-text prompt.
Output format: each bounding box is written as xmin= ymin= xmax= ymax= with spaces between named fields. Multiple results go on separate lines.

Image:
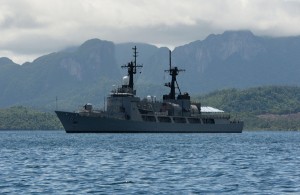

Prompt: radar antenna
xmin=164 ymin=50 xmax=185 ymax=100
xmin=121 ymin=46 xmax=143 ymax=90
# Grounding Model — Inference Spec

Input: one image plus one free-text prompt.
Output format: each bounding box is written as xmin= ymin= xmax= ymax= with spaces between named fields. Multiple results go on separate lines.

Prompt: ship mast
xmin=164 ymin=50 xmax=185 ymax=100
xmin=121 ymin=46 xmax=143 ymax=90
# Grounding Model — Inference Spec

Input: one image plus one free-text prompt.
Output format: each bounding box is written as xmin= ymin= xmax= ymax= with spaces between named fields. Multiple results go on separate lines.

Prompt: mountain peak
xmin=81 ymin=38 xmax=102 ymax=45
xmin=79 ymin=38 xmax=113 ymax=50
xmin=0 ymin=57 xmax=15 ymax=66
xmin=203 ymin=30 xmax=263 ymax=60
xmin=205 ymin=30 xmax=256 ymax=43
xmin=222 ymin=30 xmax=254 ymax=37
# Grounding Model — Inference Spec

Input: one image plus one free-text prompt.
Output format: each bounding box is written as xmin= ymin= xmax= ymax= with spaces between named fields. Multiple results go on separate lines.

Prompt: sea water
xmin=0 ymin=131 xmax=299 ymax=194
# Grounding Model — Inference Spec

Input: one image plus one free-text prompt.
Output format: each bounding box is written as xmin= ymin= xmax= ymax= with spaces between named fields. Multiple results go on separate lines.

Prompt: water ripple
xmin=0 ymin=131 xmax=300 ymax=194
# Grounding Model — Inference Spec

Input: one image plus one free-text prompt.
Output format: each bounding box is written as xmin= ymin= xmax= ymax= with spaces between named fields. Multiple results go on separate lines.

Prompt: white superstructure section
xmin=201 ymin=106 xmax=224 ymax=113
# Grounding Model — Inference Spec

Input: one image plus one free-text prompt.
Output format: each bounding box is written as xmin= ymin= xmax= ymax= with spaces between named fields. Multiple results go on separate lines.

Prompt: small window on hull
xmin=173 ymin=117 xmax=186 ymax=123
xmin=203 ymin=118 xmax=215 ymax=124
xmin=158 ymin=116 xmax=172 ymax=123
xmin=188 ymin=118 xmax=201 ymax=123
xmin=142 ymin=115 xmax=156 ymax=122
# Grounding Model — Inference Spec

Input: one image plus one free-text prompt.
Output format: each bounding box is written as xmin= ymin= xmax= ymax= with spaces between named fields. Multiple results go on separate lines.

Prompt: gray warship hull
xmin=56 ymin=111 xmax=243 ymax=133
xmin=55 ymin=46 xmax=244 ymax=133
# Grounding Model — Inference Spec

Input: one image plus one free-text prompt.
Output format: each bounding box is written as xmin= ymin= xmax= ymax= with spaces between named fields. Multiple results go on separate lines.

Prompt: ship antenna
xmin=121 ymin=46 xmax=143 ymax=91
xmin=133 ymin=46 xmax=138 ymax=67
xmin=169 ymin=49 xmax=171 ymax=72
xmin=164 ymin=49 xmax=185 ymax=100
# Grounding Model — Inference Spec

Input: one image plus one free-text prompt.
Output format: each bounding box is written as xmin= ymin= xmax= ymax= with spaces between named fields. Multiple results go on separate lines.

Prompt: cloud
xmin=1 ymin=0 xmax=300 ymax=64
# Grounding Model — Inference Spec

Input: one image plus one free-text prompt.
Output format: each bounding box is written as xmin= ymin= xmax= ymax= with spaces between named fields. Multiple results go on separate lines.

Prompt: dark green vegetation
xmin=197 ymin=86 xmax=300 ymax=130
xmin=1 ymin=86 xmax=300 ymax=130
xmin=0 ymin=106 xmax=62 ymax=130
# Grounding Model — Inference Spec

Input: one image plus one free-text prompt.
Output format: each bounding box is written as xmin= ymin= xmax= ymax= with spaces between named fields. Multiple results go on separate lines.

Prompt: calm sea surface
xmin=0 ymin=131 xmax=299 ymax=194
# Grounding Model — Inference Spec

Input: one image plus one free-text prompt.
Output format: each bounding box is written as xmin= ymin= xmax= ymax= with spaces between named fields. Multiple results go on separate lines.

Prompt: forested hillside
xmin=198 ymin=86 xmax=300 ymax=114
xmin=0 ymin=106 xmax=62 ymax=130
xmin=197 ymin=86 xmax=300 ymax=130
xmin=1 ymin=86 xmax=300 ymax=130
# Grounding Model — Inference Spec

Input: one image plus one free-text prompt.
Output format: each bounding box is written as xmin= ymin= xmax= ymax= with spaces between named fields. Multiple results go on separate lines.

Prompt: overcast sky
xmin=1 ymin=0 xmax=300 ymax=64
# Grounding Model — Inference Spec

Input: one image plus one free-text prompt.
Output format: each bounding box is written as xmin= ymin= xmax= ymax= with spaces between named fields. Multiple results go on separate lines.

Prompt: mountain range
xmin=1 ymin=30 xmax=300 ymax=110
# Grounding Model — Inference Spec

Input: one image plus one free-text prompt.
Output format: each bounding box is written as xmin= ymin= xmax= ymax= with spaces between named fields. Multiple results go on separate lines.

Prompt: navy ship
xmin=55 ymin=46 xmax=243 ymax=133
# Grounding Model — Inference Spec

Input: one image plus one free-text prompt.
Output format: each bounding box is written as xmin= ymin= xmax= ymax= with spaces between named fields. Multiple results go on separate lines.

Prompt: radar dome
xmin=123 ymin=76 xmax=129 ymax=85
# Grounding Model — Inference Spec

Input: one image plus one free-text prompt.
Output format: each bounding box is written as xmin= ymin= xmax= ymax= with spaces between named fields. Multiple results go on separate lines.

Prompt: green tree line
xmin=1 ymin=85 xmax=300 ymax=130
xmin=0 ymin=106 xmax=63 ymax=130
xmin=196 ymin=86 xmax=300 ymax=130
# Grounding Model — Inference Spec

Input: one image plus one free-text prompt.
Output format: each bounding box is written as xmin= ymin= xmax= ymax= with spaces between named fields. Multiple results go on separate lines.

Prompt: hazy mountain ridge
xmin=0 ymin=39 xmax=120 ymax=109
xmin=173 ymin=31 xmax=300 ymax=92
xmin=1 ymin=30 xmax=300 ymax=110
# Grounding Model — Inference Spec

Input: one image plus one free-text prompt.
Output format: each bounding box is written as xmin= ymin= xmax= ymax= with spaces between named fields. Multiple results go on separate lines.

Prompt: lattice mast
xmin=121 ymin=46 xmax=143 ymax=90
xmin=164 ymin=50 xmax=185 ymax=100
